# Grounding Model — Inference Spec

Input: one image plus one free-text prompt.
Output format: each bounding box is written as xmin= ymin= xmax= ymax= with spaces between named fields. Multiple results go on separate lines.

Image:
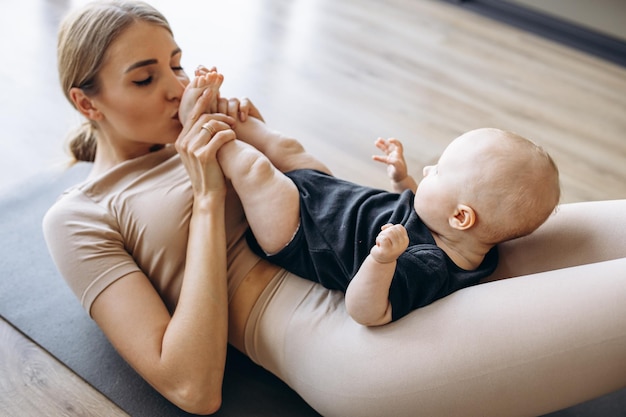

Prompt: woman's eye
xmin=133 ymin=76 xmax=153 ymax=86
xmin=172 ymin=66 xmax=184 ymax=72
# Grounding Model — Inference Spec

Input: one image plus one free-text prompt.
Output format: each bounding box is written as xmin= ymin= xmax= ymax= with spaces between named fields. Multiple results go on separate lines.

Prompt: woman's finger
xmin=194 ymin=129 xmax=236 ymax=162
xmin=196 ymin=119 xmax=232 ymax=137
xmin=177 ymin=118 xmax=232 ymax=153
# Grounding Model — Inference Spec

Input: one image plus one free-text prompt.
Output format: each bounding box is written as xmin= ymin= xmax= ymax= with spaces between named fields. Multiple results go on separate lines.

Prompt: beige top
xmin=43 ymin=145 xmax=259 ymax=315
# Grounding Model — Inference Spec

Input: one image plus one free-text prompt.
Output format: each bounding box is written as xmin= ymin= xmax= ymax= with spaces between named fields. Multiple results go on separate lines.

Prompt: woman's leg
xmin=250 ymin=262 xmax=626 ymax=417
xmin=246 ymin=200 xmax=626 ymax=417
xmin=489 ymin=199 xmax=626 ymax=280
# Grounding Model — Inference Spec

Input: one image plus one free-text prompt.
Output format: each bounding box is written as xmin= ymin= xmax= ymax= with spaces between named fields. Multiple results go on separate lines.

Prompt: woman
xmin=44 ymin=1 xmax=626 ymax=416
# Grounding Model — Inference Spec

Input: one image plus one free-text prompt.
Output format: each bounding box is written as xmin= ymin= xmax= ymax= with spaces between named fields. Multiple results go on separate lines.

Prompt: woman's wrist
xmin=192 ymin=188 xmax=227 ymax=213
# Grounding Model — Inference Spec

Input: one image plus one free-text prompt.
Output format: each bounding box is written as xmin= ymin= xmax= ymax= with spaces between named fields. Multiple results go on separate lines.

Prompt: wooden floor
xmin=1 ymin=0 xmax=625 ymax=415
xmin=0 ymin=319 xmax=128 ymax=417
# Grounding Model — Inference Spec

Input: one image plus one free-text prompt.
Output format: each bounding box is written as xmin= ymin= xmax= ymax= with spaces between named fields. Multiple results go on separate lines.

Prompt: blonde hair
xmin=57 ymin=0 xmax=172 ymax=162
xmin=463 ymin=129 xmax=561 ymax=244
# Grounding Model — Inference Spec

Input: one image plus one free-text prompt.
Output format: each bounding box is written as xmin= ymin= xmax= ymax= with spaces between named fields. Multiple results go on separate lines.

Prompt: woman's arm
xmin=91 ymin=263 xmax=226 ymax=414
xmin=91 ymin=111 xmax=236 ymax=414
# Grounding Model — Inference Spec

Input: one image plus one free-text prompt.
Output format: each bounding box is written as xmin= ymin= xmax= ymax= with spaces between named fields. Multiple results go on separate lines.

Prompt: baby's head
xmin=414 ymin=128 xmax=560 ymax=245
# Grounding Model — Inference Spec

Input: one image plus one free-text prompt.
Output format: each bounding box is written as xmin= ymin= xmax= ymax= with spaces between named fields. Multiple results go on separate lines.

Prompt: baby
xmin=181 ymin=69 xmax=561 ymax=326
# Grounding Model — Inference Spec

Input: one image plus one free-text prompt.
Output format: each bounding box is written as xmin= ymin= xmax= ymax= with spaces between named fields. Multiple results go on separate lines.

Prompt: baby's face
xmin=413 ymin=129 xmax=498 ymax=231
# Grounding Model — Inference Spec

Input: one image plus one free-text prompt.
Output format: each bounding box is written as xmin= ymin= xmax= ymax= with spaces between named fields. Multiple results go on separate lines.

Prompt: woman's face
xmin=91 ymin=21 xmax=189 ymax=150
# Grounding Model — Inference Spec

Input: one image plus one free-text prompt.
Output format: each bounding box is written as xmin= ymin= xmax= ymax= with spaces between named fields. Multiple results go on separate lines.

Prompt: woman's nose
xmin=167 ymin=73 xmax=187 ymax=101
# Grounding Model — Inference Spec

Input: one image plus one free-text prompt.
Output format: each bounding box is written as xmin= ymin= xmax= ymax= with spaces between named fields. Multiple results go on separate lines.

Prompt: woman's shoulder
xmin=47 ymin=145 xmax=182 ymax=209
xmin=42 ymin=182 xmax=115 ymax=253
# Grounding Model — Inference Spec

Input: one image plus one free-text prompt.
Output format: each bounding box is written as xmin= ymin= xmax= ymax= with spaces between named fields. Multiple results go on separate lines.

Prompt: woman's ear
xmin=449 ymin=204 xmax=476 ymax=230
xmin=69 ymin=87 xmax=102 ymax=121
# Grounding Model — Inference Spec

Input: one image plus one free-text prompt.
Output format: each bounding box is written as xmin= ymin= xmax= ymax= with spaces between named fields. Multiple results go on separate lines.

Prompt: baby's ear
xmin=449 ymin=204 xmax=476 ymax=230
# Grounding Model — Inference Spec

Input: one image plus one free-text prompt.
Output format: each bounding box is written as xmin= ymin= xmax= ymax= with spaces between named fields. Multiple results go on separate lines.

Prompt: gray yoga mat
xmin=0 ymin=162 xmax=320 ymax=416
xmin=1 ymin=163 xmax=624 ymax=416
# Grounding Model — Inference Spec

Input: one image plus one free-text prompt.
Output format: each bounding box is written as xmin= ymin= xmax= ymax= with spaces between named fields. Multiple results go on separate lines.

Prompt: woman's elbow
xmin=167 ymin=382 xmax=223 ymax=415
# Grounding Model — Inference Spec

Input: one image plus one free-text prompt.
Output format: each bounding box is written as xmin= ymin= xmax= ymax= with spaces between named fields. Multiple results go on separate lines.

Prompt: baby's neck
xmin=431 ymin=233 xmax=492 ymax=271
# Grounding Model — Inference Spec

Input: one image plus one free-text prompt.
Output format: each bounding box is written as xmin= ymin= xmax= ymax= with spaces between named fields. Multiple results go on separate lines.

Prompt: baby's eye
xmin=133 ymin=76 xmax=153 ymax=86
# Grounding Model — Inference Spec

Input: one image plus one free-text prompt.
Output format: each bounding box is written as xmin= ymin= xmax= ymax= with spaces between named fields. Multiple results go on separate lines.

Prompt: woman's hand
xmin=175 ymin=115 xmax=236 ymax=199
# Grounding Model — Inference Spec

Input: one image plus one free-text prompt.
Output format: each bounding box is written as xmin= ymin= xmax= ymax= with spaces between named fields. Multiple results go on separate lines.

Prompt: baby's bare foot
xmin=179 ymin=68 xmax=224 ymax=123
xmin=197 ymin=69 xmax=223 ymax=113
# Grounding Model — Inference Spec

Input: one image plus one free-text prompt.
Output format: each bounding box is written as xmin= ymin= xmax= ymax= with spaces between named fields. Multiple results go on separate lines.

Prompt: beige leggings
xmin=243 ymin=200 xmax=626 ymax=417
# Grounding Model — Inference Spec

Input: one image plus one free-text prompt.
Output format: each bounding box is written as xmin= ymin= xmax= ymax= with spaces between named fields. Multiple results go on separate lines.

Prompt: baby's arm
xmin=372 ymin=138 xmax=418 ymax=193
xmin=345 ymin=224 xmax=409 ymax=326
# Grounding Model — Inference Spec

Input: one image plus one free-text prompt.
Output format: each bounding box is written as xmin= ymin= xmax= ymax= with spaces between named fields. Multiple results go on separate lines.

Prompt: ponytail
xmin=66 ymin=122 xmax=97 ymax=163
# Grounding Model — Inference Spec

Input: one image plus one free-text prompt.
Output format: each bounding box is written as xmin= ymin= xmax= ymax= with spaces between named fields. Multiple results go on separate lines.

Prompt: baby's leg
xmin=218 ymin=139 xmax=301 ymax=254
xmin=234 ymin=117 xmax=331 ymax=175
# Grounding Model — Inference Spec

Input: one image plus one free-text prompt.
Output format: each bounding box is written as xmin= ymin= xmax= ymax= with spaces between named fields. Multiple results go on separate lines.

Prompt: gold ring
xmin=201 ymin=122 xmax=215 ymax=136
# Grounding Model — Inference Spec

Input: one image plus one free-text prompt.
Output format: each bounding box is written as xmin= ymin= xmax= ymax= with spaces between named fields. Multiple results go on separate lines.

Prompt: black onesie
xmin=247 ymin=169 xmax=498 ymax=321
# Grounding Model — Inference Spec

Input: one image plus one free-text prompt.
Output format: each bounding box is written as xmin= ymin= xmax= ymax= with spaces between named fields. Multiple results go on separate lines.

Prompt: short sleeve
xmin=43 ymin=188 xmax=140 ymax=316
xmin=388 ymin=244 xmax=496 ymax=321
xmin=388 ymin=245 xmax=450 ymax=321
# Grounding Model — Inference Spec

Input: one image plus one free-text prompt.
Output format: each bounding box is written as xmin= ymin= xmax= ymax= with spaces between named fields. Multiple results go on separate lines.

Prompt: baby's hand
xmin=370 ymin=224 xmax=409 ymax=263
xmin=372 ymin=137 xmax=409 ymax=184
xmin=179 ymin=66 xmax=223 ymax=126
xmin=372 ymin=138 xmax=418 ymax=193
